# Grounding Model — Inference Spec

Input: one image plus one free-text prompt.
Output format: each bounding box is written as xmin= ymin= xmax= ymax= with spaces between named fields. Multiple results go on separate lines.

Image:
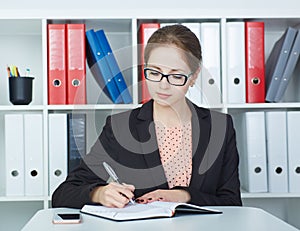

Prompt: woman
xmin=52 ymin=24 xmax=242 ymax=209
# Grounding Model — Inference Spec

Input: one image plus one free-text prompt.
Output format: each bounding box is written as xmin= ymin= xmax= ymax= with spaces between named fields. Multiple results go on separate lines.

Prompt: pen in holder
xmin=9 ymin=77 xmax=34 ymax=105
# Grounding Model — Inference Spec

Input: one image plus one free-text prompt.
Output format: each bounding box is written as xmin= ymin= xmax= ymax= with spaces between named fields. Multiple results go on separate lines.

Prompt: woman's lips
xmin=156 ymin=92 xmax=171 ymax=99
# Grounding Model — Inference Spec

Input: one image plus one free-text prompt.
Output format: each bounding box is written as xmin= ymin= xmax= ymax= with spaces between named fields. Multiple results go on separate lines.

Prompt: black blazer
xmin=52 ymin=100 xmax=242 ymax=208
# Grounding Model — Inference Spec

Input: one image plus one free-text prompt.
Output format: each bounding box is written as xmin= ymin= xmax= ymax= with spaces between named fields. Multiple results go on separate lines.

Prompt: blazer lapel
xmin=134 ymin=101 xmax=169 ymax=189
xmin=189 ymin=101 xmax=211 ymax=190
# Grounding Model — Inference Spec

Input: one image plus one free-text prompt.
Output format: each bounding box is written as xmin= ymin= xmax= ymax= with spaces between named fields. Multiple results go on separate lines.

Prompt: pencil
xmin=6 ymin=66 xmax=11 ymax=77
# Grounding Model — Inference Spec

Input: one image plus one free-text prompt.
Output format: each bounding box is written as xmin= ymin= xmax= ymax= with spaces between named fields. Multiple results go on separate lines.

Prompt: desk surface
xmin=22 ymin=206 xmax=299 ymax=231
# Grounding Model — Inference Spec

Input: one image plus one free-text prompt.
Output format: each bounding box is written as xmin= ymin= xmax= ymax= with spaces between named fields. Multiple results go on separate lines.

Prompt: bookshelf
xmin=0 ymin=10 xmax=300 ymax=230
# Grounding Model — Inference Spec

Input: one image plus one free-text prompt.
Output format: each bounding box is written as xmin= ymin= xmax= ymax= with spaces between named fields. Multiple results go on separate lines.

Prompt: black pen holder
xmin=9 ymin=77 xmax=34 ymax=105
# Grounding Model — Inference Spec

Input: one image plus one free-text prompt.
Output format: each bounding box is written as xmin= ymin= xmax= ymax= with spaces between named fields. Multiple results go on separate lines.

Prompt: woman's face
xmin=146 ymin=44 xmax=198 ymax=107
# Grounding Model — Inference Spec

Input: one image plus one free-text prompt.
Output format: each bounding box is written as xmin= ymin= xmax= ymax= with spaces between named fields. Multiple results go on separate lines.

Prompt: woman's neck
xmin=153 ymin=100 xmax=191 ymax=127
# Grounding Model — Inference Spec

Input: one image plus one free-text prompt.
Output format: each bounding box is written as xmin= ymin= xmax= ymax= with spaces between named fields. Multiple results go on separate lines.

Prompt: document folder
xmin=95 ymin=29 xmax=132 ymax=104
xmin=265 ymin=111 xmax=288 ymax=192
xmin=86 ymin=29 xmax=122 ymax=103
xmin=24 ymin=114 xmax=44 ymax=196
xmin=287 ymin=111 xmax=300 ymax=192
xmin=47 ymin=24 xmax=67 ymax=105
xmin=49 ymin=114 xmax=68 ymax=196
xmin=4 ymin=114 xmax=25 ymax=196
xmin=226 ymin=22 xmax=246 ymax=104
xmin=233 ymin=112 xmax=268 ymax=192
xmin=245 ymin=22 xmax=265 ymax=103
xmin=66 ymin=24 xmax=86 ymax=104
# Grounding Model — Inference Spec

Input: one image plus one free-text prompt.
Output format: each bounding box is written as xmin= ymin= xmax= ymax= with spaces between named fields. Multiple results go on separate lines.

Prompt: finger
xmin=119 ymin=188 xmax=134 ymax=199
xmin=122 ymin=183 xmax=135 ymax=191
xmin=107 ymin=190 xmax=130 ymax=208
xmin=105 ymin=196 xmax=129 ymax=208
xmin=110 ymin=182 xmax=135 ymax=194
xmin=101 ymin=184 xmax=130 ymax=207
xmin=111 ymin=183 xmax=135 ymax=201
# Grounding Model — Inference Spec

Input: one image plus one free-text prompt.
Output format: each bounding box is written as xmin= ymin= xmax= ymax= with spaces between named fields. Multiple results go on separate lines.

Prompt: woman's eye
xmin=172 ymin=75 xmax=184 ymax=79
xmin=150 ymin=71 xmax=160 ymax=76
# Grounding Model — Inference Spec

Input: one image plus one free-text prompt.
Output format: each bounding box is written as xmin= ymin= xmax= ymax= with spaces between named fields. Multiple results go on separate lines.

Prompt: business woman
xmin=52 ymin=24 xmax=242 ymax=209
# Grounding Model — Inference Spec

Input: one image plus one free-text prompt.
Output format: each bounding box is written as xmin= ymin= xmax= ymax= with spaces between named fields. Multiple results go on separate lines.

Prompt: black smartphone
xmin=52 ymin=213 xmax=81 ymax=224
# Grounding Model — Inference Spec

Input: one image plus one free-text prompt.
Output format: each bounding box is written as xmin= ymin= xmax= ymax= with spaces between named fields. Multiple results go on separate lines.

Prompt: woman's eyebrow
xmin=146 ymin=65 xmax=185 ymax=73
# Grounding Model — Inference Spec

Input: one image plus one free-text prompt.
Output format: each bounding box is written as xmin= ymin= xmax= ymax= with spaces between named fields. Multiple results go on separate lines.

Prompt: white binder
xmin=265 ymin=111 xmax=288 ymax=192
xmin=226 ymin=22 xmax=246 ymax=104
xmin=287 ymin=111 xmax=300 ymax=192
xmin=233 ymin=112 xmax=268 ymax=192
xmin=48 ymin=113 xmax=68 ymax=196
xmin=4 ymin=114 xmax=25 ymax=196
xmin=24 ymin=114 xmax=44 ymax=196
xmin=200 ymin=22 xmax=221 ymax=106
xmin=182 ymin=23 xmax=202 ymax=106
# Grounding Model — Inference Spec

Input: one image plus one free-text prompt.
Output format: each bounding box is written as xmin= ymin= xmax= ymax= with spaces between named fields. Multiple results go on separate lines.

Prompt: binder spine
xmin=226 ymin=22 xmax=246 ymax=104
xmin=66 ymin=24 xmax=87 ymax=105
xmin=47 ymin=24 xmax=67 ymax=105
xmin=139 ymin=23 xmax=160 ymax=103
xmin=95 ymin=30 xmax=132 ymax=104
xmin=67 ymin=113 xmax=86 ymax=173
xmin=245 ymin=22 xmax=266 ymax=103
xmin=86 ymin=29 xmax=122 ymax=103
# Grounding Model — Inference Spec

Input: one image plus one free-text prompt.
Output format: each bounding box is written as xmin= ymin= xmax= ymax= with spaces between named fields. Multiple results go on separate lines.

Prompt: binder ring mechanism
xmin=251 ymin=77 xmax=260 ymax=85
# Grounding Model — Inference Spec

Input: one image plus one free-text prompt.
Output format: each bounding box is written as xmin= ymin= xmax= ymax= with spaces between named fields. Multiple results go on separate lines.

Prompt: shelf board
xmin=0 ymin=105 xmax=45 ymax=111
xmin=241 ymin=192 xmax=300 ymax=199
xmin=0 ymin=196 xmax=46 ymax=202
xmin=47 ymin=104 xmax=139 ymax=111
xmin=227 ymin=102 xmax=300 ymax=109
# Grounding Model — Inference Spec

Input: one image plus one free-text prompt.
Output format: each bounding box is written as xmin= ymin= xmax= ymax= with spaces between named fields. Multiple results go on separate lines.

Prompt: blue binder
xmin=95 ymin=29 xmax=133 ymax=103
xmin=86 ymin=29 xmax=122 ymax=103
xmin=67 ymin=113 xmax=86 ymax=173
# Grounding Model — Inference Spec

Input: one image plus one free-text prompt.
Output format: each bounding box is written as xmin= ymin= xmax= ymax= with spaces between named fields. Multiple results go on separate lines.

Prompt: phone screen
xmin=53 ymin=213 xmax=81 ymax=224
xmin=58 ymin=214 xmax=80 ymax=220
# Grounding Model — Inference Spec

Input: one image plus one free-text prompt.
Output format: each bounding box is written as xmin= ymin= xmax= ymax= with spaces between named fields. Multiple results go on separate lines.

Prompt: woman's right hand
xmin=90 ymin=182 xmax=135 ymax=208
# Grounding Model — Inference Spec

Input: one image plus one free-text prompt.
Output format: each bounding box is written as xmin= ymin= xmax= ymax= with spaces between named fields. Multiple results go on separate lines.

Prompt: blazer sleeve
xmin=51 ymin=116 xmax=115 ymax=209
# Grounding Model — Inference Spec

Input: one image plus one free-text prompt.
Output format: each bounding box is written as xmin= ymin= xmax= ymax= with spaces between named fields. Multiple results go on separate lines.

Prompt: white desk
xmin=22 ymin=206 xmax=299 ymax=231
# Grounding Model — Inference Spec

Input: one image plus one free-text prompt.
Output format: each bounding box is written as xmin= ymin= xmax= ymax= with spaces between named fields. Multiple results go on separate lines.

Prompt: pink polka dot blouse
xmin=155 ymin=121 xmax=192 ymax=188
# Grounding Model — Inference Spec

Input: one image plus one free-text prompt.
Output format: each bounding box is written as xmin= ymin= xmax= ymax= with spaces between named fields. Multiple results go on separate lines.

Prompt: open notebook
xmin=80 ymin=201 xmax=222 ymax=221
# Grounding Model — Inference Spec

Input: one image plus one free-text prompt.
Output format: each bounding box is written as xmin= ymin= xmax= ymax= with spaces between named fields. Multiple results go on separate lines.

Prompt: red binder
xmin=47 ymin=24 xmax=67 ymax=105
xmin=66 ymin=24 xmax=86 ymax=104
xmin=245 ymin=22 xmax=266 ymax=103
xmin=139 ymin=23 xmax=160 ymax=103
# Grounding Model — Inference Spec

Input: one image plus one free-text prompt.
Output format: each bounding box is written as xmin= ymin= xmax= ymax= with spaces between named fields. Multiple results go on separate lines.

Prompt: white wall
xmin=2 ymin=0 xmax=300 ymax=11
xmin=1 ymin=0 xmax=300 ymax=19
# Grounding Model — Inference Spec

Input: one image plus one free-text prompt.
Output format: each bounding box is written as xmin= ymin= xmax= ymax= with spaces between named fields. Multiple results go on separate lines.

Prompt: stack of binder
xmin=86 ymin=29 xmax=132 ymax=104
xmin=47 ymin=24 xmax=86 ymax=105
xmin=233 ymin=111 xmax=300 ymax=193
xmin=4 ymin=114 xmax=44 ymax=196
xmin=233 ymin=112 xmax=268 ymax=193
xmin=226 ymin=21 xmax=266 ymax=104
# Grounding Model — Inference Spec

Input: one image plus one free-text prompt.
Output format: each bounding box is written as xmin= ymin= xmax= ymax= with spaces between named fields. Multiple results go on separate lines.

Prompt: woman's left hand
xmin=135 ymin=189 xmax=191 ymax=204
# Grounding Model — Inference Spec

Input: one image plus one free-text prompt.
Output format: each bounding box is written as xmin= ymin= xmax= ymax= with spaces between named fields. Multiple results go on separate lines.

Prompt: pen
xmin=103 ymin=162 xmax=135 ymax=204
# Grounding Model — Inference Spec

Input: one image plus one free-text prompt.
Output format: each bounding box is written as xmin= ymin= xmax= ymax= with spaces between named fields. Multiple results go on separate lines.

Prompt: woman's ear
xmin=189 ymin=67 xmax=201 ymax=87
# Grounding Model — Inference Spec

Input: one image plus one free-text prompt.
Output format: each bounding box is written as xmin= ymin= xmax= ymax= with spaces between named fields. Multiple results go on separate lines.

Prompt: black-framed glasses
xmin=144 ymin=68 xmax=193 ymax=86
